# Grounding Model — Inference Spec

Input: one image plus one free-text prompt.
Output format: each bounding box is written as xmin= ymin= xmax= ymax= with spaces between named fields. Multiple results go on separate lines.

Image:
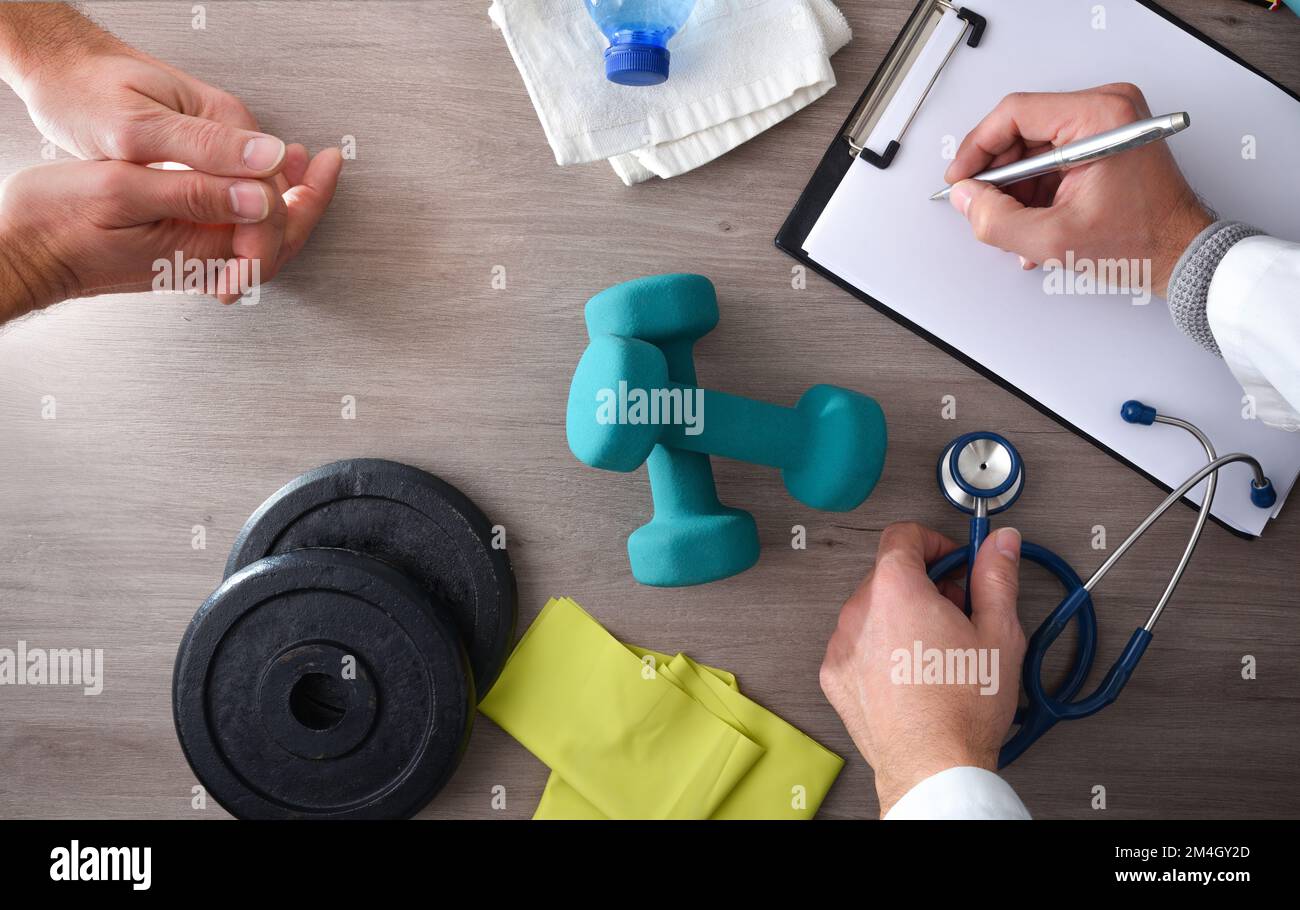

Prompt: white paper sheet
xmin=803 ymin=0 xmax=1300 ymax=535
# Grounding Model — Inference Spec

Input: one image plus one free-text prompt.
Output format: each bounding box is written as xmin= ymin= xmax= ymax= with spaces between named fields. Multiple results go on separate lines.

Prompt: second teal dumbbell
xmin=570 ymin=333 xmax=888 ymax=512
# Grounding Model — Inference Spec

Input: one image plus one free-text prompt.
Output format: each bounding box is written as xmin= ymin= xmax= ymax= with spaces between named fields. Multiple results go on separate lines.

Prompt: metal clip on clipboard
xmin=843 ymin=0 xmax=986 ymax=168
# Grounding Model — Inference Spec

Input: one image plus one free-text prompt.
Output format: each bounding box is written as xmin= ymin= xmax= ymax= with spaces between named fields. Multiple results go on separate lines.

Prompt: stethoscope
xmin=927 ymin=400 xmax=1277 ymax=768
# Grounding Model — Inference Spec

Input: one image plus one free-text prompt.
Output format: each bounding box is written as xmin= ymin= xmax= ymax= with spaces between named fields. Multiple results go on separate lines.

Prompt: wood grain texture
xmin=1 ymin=0 xmax=1298 ymax=820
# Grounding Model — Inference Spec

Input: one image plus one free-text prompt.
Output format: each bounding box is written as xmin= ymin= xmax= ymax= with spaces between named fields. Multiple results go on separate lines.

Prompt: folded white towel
xmin=488 ymin=0 xmax=851 ymax=184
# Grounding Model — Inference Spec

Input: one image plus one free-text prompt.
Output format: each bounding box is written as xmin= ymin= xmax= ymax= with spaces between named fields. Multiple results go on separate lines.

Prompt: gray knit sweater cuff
xmin=1167 ymin=220 xmax=1264 ymax=357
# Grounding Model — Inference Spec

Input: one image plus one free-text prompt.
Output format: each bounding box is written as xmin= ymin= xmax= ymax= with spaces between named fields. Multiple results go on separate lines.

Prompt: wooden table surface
xmin=2 ymin=0 xmax=1298 ymax=820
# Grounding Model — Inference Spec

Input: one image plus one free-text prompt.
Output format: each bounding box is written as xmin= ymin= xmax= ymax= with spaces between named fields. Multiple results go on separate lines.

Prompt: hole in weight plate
xmin=289 ymin=673 xmax=346 ymax=731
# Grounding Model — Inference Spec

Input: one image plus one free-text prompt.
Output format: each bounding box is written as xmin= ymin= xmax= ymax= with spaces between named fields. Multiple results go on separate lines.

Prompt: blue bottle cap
xmin=605 ymin=43 xmax=670 ymax=86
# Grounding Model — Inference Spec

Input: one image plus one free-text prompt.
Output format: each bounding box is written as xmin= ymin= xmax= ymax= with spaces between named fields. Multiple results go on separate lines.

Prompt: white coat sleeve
xmin=883 ymin=766 xmax=1031 ymax=820
xmin=1206 ymin=236 xmax=1300 ymax=432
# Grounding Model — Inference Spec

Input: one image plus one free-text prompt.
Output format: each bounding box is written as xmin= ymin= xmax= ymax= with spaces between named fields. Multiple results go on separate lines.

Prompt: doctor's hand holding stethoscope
xmin=820 ymin=521 xmax=1029 ymax=820
xmin=820 ymin=406 xmax=1276 ymax=821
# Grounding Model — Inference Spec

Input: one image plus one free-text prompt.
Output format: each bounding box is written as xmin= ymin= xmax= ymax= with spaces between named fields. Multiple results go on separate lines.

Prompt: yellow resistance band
xmin=480 ymin=596 xmax=843 ymax=819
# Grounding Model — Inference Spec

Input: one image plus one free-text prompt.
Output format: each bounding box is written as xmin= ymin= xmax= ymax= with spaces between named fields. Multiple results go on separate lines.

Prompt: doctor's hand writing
xmin=820 ymin=521 xmax=1026 ymax=817
xmin=944 ymin=82 xmax=1212 ymax=295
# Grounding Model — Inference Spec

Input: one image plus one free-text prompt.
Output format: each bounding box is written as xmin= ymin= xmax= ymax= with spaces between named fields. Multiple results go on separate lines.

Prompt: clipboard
xmin=775 ymin=0 xmax=1300 ymax=538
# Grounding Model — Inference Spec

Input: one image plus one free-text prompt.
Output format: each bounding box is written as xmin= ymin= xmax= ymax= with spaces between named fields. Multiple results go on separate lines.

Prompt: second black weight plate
xmin=225 ymin=459 xmax=517 ymax=694
xmin=174 ymin=549 xmax=473 ymax=819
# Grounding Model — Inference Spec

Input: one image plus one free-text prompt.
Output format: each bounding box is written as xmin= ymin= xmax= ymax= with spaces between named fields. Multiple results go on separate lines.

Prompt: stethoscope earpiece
xmin=1251 ymin=478 xmax=1277 ymax=509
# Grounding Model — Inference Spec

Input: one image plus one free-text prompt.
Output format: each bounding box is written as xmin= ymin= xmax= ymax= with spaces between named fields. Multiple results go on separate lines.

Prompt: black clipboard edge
xmin=774 ymin=0 xmax=1300 ymax=541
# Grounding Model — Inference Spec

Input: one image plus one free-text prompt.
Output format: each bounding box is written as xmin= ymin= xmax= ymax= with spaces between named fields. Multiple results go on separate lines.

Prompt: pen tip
xmin=929 ymin=189 xmax=949 ymax=201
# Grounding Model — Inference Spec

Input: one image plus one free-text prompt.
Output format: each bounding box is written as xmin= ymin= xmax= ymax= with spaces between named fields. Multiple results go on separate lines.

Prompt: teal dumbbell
xmin=573 ymin=274 xmax=759 ymax=587
xmin=571 ymin=333 xmax=888 ymax=509
xmin=567 ymin=274 xmax=888 ymax=585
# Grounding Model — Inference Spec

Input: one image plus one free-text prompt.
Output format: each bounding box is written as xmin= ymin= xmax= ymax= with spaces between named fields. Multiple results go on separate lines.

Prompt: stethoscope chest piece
xmin=938 ymin=431 xmax=1024 ymax=515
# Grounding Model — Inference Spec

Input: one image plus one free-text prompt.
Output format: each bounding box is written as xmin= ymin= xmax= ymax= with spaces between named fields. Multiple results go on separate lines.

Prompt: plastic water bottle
xmin=584 ymin=0 xmax=697 ymax=86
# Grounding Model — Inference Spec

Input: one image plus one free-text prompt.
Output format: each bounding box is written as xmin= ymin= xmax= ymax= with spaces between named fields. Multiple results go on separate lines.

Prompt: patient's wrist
xmin=0 ymin=253 xmax=36 ymax=323
xmin=0 ymin=3 xmax=108 ymax=93
xmin=0 ymin=219 xmax=66 ymax=321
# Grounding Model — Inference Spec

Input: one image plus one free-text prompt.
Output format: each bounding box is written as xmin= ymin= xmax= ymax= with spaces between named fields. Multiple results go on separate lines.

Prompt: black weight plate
xmin=174 ymin=549 xmax=473 ymax=819
xmin=225 ymin=459 xmax=516 ymax=694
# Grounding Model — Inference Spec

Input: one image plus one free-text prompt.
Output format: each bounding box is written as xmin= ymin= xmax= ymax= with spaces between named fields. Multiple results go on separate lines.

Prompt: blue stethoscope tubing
xmin=927 ymin=542 xmax=1109 ymax=768
xmin=926 ymin=410 xmax=1276 ymax=769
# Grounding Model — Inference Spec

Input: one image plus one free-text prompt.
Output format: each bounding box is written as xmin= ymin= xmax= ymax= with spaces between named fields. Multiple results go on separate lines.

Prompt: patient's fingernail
xmin=995 ymin=527 xmax=1021 ymax=562
xmin=949 ymin=181 xmax=974 ymax=217
xmin=229 ymin=182 xmax=269 ymax=221
xmin=242 ymin=135 xmax=285 ymax=172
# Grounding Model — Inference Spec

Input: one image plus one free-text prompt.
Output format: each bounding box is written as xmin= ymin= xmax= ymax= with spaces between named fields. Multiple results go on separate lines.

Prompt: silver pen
xmin=929 ymin=111 xmax=1190 ymax=201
